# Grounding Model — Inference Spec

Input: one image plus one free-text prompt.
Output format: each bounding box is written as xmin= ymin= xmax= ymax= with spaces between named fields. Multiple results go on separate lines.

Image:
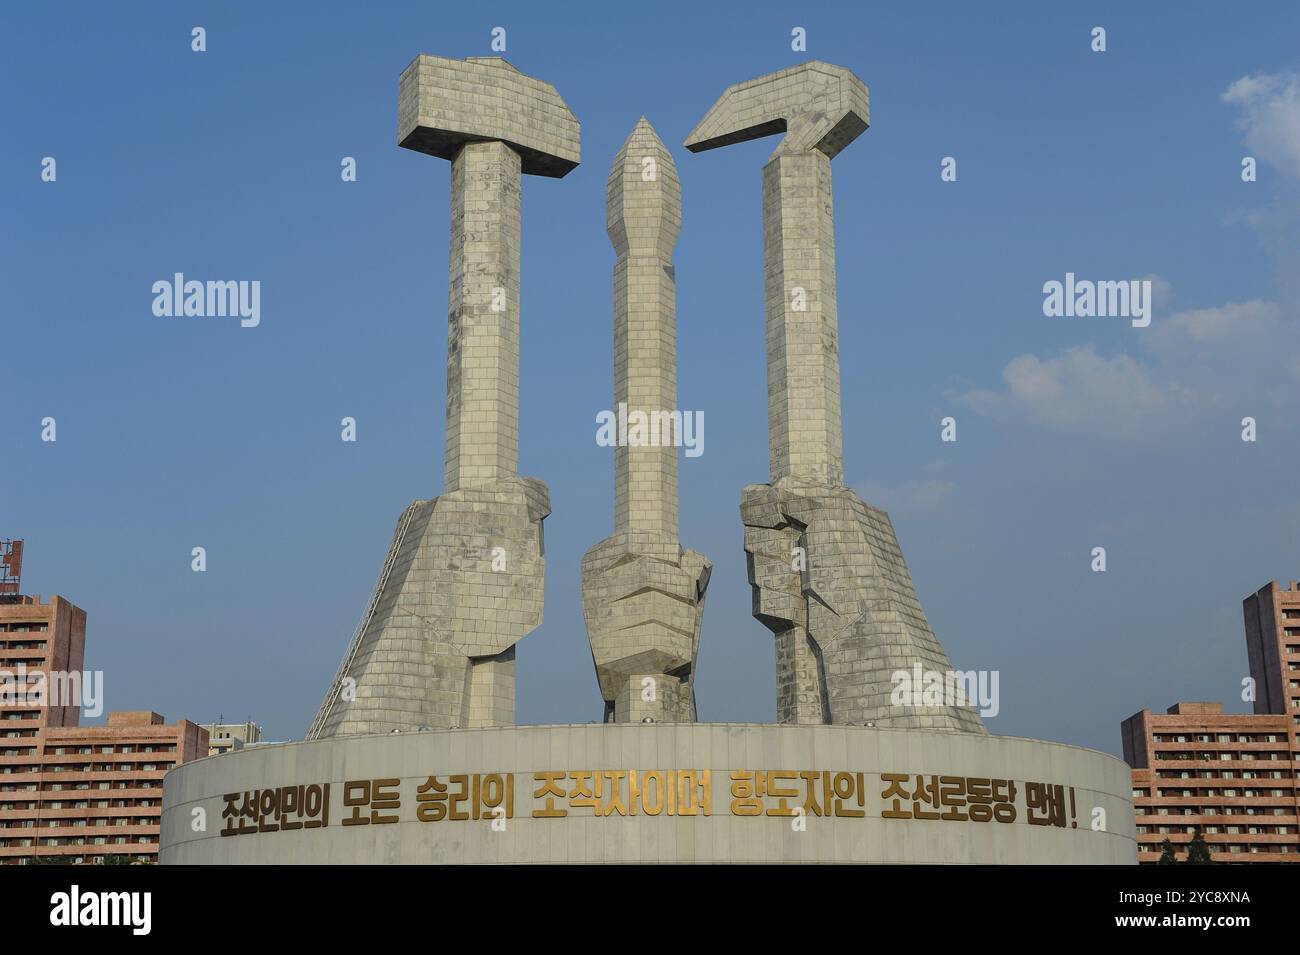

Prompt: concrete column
xmin=582 ymin=118 xmax=711 ymax=724
xmin=446 ymin=141 xmax=522 ymax=492
xmin=776 ymin=629 xmax=828 ymax=724
xmin=763 ymin=152 xmax=843 ymax=486
xmin=611 ymin=119 xmax=682 ymax=549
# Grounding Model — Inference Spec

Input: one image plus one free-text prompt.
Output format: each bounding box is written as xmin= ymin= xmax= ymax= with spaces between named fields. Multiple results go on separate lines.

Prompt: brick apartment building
xmin=0 ymin=590 xmax=207 ymax=864
xmin=1122 ymin=580 xmax=1300 ymax=863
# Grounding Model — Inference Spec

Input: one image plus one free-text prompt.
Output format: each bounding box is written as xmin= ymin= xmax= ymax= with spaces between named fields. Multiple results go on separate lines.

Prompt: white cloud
xmin=960 ymin=76 xmax=1300 ymax=445
xmin=1153 ymin=299 xmax=1282 ymax=347
xmin=1222 ymin=72 xmax=1300 ymax=179
xmin=963 ymin=298 xmax=1296 ymax=441
xmin=965 ymin=347 xmax=1189 ymax=440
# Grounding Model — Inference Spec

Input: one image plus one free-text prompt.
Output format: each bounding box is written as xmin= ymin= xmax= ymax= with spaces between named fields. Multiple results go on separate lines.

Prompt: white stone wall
xmin=162 ymin=725 xmax=1136 ymax=864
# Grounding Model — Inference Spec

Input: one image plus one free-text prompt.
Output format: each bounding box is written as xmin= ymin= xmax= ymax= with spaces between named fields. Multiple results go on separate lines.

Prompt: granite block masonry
xmin=582 ymin=119 xmax=711 ymax=724
xmin=686 ymin=62 xmax=984 ymax=732
xmin=308 ymin=56 xmax=580 ymax=738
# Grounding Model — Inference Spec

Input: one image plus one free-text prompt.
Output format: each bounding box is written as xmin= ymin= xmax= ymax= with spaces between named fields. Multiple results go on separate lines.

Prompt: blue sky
xmin=4 ymin=2 xmax=1299 ymax=755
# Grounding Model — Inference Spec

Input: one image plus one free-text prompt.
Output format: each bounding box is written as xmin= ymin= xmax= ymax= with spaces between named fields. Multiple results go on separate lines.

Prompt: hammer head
xmin=684 ymin=61 xmax=868 ymax=160
xmin=398 ymin=55 xmax=581 ymax=178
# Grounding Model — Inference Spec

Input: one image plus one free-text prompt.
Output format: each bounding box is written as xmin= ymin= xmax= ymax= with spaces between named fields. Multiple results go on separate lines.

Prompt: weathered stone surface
xmin=398 ymin=55 xmax=580 ymax=177
xmin=445 ymin=139 xmax=522 ymax=492
xmin=162 ymin=724 xmax=1138 ymax=865
xmin=313 ymin=482 xmax=549 ymax=736
xmin=582 ymin=119 xmax=710 ymax=723
xmin=684 ymin=60 xmax=868 ymax=161
xmin=686 ymin=62 xmax=867 ymax=486
xmin=743 ymin=479 xmax=985 ymax=731
xmin=687 ymin=63 xmax=983 ymax=732
xmin=311 ymin=56 xmax=578 ymax=738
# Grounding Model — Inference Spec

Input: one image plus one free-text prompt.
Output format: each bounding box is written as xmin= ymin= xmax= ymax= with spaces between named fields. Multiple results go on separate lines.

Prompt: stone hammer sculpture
xmin=310 ymin=56 xmax=579 ymax=737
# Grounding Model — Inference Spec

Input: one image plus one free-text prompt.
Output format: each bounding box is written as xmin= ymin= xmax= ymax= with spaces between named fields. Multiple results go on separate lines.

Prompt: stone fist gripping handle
xmin=581 ymin=119 xmax=712 ymax=724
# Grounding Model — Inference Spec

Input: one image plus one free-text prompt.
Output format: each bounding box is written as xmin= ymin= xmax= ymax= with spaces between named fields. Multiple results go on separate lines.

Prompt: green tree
xmin=1185 ymin=827 xmax=1215 ymax=865
xmin=1157 ymin=839 xmax=1178 ymax=864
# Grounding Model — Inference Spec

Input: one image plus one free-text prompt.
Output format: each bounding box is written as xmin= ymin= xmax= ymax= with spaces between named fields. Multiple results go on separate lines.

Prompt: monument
xmin=685 ymin=62 xmax=985 ymax=732
xmin=308 ymin=56 xmax=579 ymax=738
xmin=581 ymin=118 xmax=711 ymax=724
xmin=161 ymin=57 xmax=1137 ymax=865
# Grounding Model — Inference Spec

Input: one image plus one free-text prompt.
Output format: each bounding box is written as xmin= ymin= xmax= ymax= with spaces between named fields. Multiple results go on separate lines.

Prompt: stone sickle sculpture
xmin=685 ymin=62 xmax=984 ymax=731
